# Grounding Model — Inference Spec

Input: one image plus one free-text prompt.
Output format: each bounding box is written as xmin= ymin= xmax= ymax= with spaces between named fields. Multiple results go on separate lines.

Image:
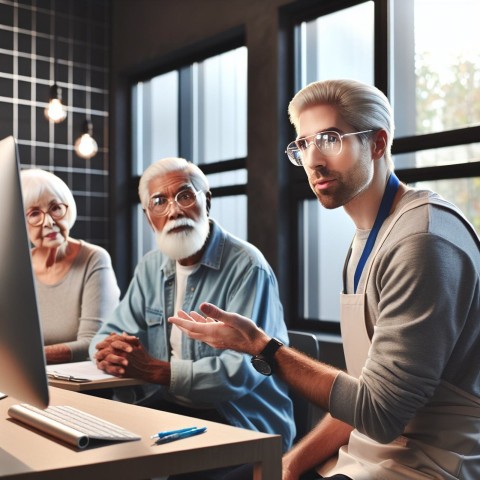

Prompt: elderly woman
xmin=20 ymin=168 xmax=120 ymax=364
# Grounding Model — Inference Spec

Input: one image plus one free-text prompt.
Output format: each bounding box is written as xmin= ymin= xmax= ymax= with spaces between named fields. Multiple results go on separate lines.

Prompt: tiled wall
xmin=0 ymin=0 xmax=110 ymax=248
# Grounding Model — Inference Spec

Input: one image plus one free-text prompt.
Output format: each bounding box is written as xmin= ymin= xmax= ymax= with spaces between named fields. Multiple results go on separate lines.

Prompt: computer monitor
xmin=0 ymin=136 xmax=49 ymax=408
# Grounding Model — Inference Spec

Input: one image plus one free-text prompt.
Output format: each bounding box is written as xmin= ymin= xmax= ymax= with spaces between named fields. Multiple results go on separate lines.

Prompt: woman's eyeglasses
xmin=26 ymin=203 xmax=68 ymax=226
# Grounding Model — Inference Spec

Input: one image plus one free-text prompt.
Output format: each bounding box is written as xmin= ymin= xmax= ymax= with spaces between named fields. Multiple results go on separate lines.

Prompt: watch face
xmin=251 ymin=357 xmax=273 ymax=376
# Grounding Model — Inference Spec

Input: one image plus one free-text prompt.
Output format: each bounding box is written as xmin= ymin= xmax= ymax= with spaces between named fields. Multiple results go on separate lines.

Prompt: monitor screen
xmin=0 ymin=136 xmax=49 ymax=408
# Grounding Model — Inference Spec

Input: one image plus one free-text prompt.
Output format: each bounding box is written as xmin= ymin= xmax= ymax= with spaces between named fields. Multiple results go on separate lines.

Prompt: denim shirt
xmin=90 ymin=219 xmax=295 ymax=451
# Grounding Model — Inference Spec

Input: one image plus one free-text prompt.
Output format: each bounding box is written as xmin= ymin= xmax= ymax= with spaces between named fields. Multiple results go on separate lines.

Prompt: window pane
xmin=132 ymin=71 xmax=179 ymax=176
xmin=133 ymin=204 xmax=155 ymax=263
xmin=393 ymin=0 xmax=480 ymax=137
xmin=299 ymin=200 xmax=354 ymax=321
xmin=210 ymin=194 xmax=247 ymax=240
xmin=295 ymin=1 xmax=374 ymax=88
xmin=207 ymin=169 xmax=247 ymax=188
xmin=394 ymin=143 xmax=480 ymax=169
xmin=193 ymin=46 xmax=247 ymax=164
xmin=131 ymin=47 xmax=248 ymax=268
xmin=409 ymin=177 xmax=480 ymax=235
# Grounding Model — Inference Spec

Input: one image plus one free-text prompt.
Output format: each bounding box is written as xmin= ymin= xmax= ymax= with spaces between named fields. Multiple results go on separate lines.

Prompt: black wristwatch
xmin=251 ymin=338 xmax=284 ymax=376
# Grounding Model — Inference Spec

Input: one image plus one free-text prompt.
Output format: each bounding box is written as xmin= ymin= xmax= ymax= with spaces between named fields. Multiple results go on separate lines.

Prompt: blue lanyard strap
xmin=353 ymin=172 xmax=400 ymax=293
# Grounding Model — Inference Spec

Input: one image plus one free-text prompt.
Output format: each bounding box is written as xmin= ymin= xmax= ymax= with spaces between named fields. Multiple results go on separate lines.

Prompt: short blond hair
xmin=288 ymin=79 xmax=394 ymax=167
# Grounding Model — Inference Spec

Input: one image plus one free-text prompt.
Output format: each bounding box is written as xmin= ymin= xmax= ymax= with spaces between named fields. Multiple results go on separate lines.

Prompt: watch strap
xmin=259 ymin=337 xmax=283 ymax=359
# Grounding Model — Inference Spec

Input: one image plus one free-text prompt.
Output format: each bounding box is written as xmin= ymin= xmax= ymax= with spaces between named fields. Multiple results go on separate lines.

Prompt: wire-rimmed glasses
xmin=26 ymin=203 xmax=68 ymax=226
xmin=285 ymin=129 xmax=374 ymax=166
xmin=148 ymin=188 xmax=203 ymax=217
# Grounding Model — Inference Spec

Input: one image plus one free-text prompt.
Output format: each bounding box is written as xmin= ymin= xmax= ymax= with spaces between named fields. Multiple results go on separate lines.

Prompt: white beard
xmin=155 ymin=214 xmax=210 ymax=261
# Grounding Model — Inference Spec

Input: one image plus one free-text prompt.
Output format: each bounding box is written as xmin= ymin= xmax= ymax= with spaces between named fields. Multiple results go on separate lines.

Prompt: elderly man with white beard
xmin=90 ymin=157 xmax=295 ymax=466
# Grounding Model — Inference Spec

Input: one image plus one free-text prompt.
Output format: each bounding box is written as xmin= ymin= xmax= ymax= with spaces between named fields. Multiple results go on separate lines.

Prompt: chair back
xmin=287 ymin=330 xmax=323 ymax=441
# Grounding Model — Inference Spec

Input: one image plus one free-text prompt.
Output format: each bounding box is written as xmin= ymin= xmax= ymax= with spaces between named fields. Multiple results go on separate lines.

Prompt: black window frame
xmin=126 ymin=28 xmax=248 ymax=275
xmin=279 ymin=0 xmax=480 ymax=334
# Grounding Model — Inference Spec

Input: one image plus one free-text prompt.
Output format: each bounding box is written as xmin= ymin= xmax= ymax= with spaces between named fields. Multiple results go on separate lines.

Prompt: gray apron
xmin=322 ymin=197 xmax=480 ymax=479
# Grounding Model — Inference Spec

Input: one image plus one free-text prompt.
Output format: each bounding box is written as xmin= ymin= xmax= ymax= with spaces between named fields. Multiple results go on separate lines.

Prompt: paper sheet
xmin=46 ymin=361 xmax=115 ymax=381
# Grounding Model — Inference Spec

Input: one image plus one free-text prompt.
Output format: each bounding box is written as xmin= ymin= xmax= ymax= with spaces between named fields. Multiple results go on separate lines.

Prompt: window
xmin=392 ymin=0 xmax=480 ymax=232
xmin=292 ymin=1 xmax=375 ymax=324
xmin=288 ymin=0 xmax=480 ymax=327
xmin=131 ymin=46 xmax=248 ymax=267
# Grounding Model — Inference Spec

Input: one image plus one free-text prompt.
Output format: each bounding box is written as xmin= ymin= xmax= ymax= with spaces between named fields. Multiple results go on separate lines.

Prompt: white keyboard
xmin=8 ymin=403 xmax=141 ymax=449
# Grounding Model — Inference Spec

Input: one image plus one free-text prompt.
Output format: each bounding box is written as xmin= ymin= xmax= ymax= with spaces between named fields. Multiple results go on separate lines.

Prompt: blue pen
xmin=155 ymin=426 xmax=207 ymax=444
xmin=150 ymin=426 xmax=197 ymax=439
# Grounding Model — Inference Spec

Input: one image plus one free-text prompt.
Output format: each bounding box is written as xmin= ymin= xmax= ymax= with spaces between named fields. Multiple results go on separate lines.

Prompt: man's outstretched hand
xmin=168 ymin=302 xmax=270 ymax=355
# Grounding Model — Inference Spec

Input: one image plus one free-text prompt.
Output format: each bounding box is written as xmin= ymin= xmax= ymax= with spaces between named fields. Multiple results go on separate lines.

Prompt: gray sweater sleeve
xmin=330 ymin=205 xmax=480 ymax=443
xmin=37 ymin=242 xmax=120 ymax=362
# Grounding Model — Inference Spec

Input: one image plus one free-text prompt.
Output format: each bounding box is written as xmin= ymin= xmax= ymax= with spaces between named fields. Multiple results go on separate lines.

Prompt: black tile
xmin=56 ymin=39 xmax=70 ymax=62
xmin=18 ymin=144 xmax=32 ymax=166
xmin=85 ymin=148 xmax=103 ymax=168
xmin=52 ymin=120 xmax=69 ymax=145
xmin=36 ymin=59 xmax=51 ymax=80
xmin=36 ymin=35 xmax=51 ymax=57
xmin=55 ymin=15 xmax=70 ymax=39
xmin=92 ymin=24 xmax=107 ymax=45
xmin=18 ymin=57 xmax=32 ymax=77
xmin=90 ymin=69 xmax=107 ymax=90
xmin=17 ymin=0 xmax=38 ymax=7
xmin=36 ymin=11 xmax=51 ymax=36
xmin=90 ymin=173 xmax=107 ymax=192
xmin=90 ymin=91 xmax=106 ymax=112
xmin=72 ymin=20 xmax=88 ymax=43
xmin=18 ymin=80 xmax=32 ymax=100
xmin=72 ymin=171 xmax=87 ymax=192
xmin=72 ymin=43 xmax=87 ymax=64
xmin=36 ymin=82 xmax=50 ymax=104
xmin=18 ymin=32 xmax=32 ymax=54
xmin=34 ymin=145 xmax=51 ymax=167
xmin=70 ymin=219 xmax=87 ymax=241
xmin=36 ymin=107 xmax=50 ymax=143
xmin=72 ymin=1 xmax=89 ymax=19
xmin=72 ymin=89 xmax=86 ymax=110
xmin=52 ymin=145 xmax=69 ymax=167
xmin=0 ymin=52 xmax=13 ymax=74
xmin=0 ymin=4 xmax=14 ymax=28
xmin=93 ymin=0 xmax=108 ymax=24
xmin=17 ymin=104 xmax=32 ymax=140
xmin=54 ymin=0 xmax=71 ymax=15
xmin=72 ymin=66 xmax=87 ymax=86
xmin=91 ymin=46 xmax=106 ymax=68
xmin=0 ymin=28 xmax=13 ymax=51
xmin=89 ymin=219 xmax=108 ymax=242
xmin=0 ymin=102 xmax=13 ymax=139
xmin=0 ymin=78 xmax=13 ymax=99
xmin=56 ymin=63 xmax=69 ymax=84
xmin=17 ymin=7 xmax=33 ymax=31
xmin=91 ymin=195 xmax=107 ymax=216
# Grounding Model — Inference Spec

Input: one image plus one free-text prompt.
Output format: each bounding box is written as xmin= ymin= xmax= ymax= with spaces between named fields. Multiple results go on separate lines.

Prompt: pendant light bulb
xmin=74 ymin=119 xmax=98 ymax=159
xmin=45 ymin=84 xmax=67 ymax=123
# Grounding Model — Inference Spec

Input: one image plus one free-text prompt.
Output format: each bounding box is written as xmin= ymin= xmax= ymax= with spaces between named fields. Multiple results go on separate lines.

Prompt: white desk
xmin=0 ymin=387 xmax=281 ymax=479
